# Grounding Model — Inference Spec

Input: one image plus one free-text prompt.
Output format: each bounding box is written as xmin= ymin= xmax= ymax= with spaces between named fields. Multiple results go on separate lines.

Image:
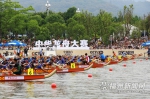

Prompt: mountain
xmin=12 ymin=0 xmax=150 ymax=16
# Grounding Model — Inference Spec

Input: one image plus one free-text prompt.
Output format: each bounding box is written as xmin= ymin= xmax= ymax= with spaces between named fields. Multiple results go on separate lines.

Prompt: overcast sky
xmin=131 ymin=0 xmax=150 ymax=1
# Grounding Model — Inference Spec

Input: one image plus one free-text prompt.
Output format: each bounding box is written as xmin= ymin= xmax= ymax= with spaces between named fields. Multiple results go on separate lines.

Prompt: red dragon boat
xmin=122 ymin=54 xmax=141 ymax=61
xmin=90 ymin=59 xmax=110 ymax=68
xmin=104 ymin=57 xmax=123 ymax=65
xmin=0 ymin=63 xmax=93 ymax=74
xmin=54 ymin=63 xmax=93 ymax=73
xmin=0 ymin=69 xmax=56 ymax=81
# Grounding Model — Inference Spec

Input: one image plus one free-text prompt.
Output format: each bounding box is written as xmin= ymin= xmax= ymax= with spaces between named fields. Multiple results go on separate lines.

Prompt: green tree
xmin=0 ymin=0 xmax=5 ymax=41
xmin=36 ymin=26 xmax=49 ymax=41
xmin=145 ymin=14 xmax=150 ymax=37
xmin=130 ymin=28 xmax=141 ymax=39
xmin=80 ymin=11 xmax=94 ymax=38
xmin=96 ymin=10 xmax=114 ymax=44
xmin=67 ymin=18 xmax=78 ymax=38
xmin=45 ymin=13 xmax=65 ymax=24
xmin=64 ymin=7 xmax=77 ymax=22
xmin=9 ymin=14 xmax=26 ymax=38
xmin=28 ymin=20 xmax=39 ymax=38
xmin=29 ymin=15 xmax=43 ymax=26
xmin=72 ymin=24 xmax=86 ymax=40
xmin=46 ymin=22 xmax=66 ymax=39
xmin=123 ymin=4 xmax=134 ymax=36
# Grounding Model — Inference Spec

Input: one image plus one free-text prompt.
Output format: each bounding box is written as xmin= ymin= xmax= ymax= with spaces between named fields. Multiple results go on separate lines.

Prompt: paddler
xmin=99 ymin=52 xmax=106 ymax=62
xmin=39 ymin=49 xmax=43 ymax=58
xmin=11 ymin=58 xmax=23 ymax=75
xmin=147 ymin=47 xmax=150 ymax=57
xmin=112 ymin=51 xmax=117 ymax=60
xmin=122 ymin=51 xmax=127 ymax=58
xmin=1 ymin=58 xmax=22 ymax=75
xmin=112 ymin=51 xmax=117 ymax=57
xmin=83 ymin=53 xmax=89 ymax=64
xmin=0 ymin=58 xmax=9 ymax=69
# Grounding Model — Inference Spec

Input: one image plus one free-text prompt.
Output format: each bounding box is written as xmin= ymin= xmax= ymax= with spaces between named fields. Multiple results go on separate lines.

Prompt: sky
xmin=133 ymin=0 xmax=150 ymax=1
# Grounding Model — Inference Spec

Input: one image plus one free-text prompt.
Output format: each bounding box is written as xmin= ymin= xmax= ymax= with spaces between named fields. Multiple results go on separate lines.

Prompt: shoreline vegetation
xmin=0 ymin=0 xmax=149 ymax=48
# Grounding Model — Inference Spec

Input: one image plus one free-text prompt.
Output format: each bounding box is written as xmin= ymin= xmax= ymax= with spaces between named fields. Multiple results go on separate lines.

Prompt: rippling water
xmin=0 ymin=59 xmax=150 ymax=99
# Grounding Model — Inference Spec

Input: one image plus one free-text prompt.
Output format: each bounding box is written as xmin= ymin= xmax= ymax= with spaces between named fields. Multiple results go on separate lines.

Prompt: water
xmin=0 ymin=59 xmax=150 ymax=99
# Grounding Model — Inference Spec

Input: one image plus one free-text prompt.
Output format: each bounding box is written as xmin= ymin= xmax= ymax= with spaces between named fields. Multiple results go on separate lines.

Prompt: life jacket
xmin=118 ymin=55 xmax=122 ymax=59
xmin=107 ymin=57 xmax=111 ymax=61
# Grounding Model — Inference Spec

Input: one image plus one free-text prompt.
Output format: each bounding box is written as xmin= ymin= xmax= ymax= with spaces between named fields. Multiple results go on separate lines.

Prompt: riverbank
xmin=0 ymin=49 xmax=148 ymax=58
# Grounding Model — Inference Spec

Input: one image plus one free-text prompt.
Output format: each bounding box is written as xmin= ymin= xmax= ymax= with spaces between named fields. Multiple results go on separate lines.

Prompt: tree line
xmin=0 ymin=0 xmax=150 ymax=45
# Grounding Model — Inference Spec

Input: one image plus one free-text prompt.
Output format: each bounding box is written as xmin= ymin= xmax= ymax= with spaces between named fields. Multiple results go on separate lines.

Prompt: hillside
xmin=12 ymin=0 xmax=150 ymax=16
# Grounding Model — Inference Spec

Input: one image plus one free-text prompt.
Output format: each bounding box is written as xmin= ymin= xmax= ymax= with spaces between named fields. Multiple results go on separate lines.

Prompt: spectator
xmin=24 ymin=47 xmax=28 ymax=57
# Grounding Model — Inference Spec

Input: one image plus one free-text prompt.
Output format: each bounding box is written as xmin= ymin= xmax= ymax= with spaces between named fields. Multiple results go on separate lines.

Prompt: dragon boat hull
xmin=54 ymin=63 xmax=93 ymax=73
xmin=0 ymin=69 xmax=56 ymax=81
xmin=0 ymin=68 xmax=55 ymax=74
xmin=92 ymin=61 xmax=110 ymax=68
xmin=109 ymin=60 xmax=118 ymax=65
xmin=0 ymin=75 xmax=45 ymax=81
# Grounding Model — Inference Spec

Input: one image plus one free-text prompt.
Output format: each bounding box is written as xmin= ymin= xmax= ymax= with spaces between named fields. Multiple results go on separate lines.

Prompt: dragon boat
xmin=103 ymin=57 xmax=123 ymax=65
xmin=104 ymin=53 xmax=141 ymax=65
xmin=121 ymin=53 xmax=142 ymax=61
xmin=0 ymin=53 xmax=142 ymax=75
xmin=0 ymin=68 xmax=56 ymax=81
xmin=92 ymin=60 xmax=110 ymax=68
xmin=53 ymin=59 xmax=110 ymax=70
xmin=108 ymin=59 xmax=120 ymax=65
xmin=0 ymin=63 xmax=93 ymax=74
xmin=0 ymin=68 xmax=55 ymax=74
xmin=53 ymin=63 xmax=93 ymax=73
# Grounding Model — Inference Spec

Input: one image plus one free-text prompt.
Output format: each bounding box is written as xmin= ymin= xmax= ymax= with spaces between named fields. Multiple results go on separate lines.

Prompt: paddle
xmin=35 ymin=63 xmax=55 ymax=74
xmin=53 ymin=63 xmax=66 ymax=69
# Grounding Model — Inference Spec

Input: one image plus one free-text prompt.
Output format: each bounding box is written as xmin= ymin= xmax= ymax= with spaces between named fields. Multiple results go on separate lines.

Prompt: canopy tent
xmin=141 ymin=41 xmax=150 ymax=46
xmin=3 ymin=40 xmax=27 ymax=46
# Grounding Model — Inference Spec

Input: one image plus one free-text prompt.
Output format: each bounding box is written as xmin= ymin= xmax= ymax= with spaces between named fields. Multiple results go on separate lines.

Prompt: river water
xmin=0 ymin=59 xmax=150 ymax=99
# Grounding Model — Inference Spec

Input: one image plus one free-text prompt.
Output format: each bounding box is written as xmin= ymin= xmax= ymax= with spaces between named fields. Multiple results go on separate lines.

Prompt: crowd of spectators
xmin=89 ymin=36 xmax=148 ymax=49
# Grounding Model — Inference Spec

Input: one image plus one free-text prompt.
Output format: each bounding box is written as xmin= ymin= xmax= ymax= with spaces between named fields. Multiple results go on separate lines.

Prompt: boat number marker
xmin=71 ymin=63 xmax=76 ymax=69
xmin=28 ymin=68 xmax=34 ymax=75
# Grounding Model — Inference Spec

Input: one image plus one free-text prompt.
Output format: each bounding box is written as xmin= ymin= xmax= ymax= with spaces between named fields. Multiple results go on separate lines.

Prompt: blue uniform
xmin=100 ymin=54 xmax=106 ymax=59
xmin=100 ymin=53 xmax=106 ymax=62
xmin=57 ymin=58 xmax=65 ymax=64
xmin=77 ymin=58 xmax=81 ymax=62
xmin=37 ymin=63 xmax=43 ymax=69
